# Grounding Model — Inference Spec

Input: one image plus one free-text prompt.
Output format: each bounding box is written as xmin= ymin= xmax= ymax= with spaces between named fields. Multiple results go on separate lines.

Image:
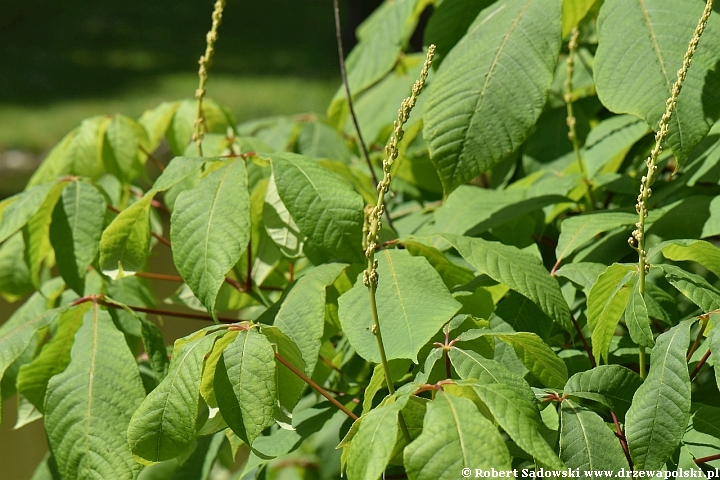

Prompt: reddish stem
xmin=695 ymin=453 xmax=720 ymax=464
xmin=690 ymin=349 xmax=711 ymax=381
xmin=245 ymin=240 xmax=252 ymax=293
xmin=611 ymin=410 xmax=633 ymax=469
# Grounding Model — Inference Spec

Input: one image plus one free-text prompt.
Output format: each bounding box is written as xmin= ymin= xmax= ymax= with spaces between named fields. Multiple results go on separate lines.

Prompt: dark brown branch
xmin=570 ymin=311 xmax=596 ymax=368
xmin=611 ymin=410 xmax=633 ymax=469
xmin=140 ymin=145 xmax=165 ymax=172
xmin=687 ymin=315 xmax=709 ymax=362
xmin=135 ymin=272 xmax=184 ymax=282
xmin=332 ymin=0 xmax=377 ymax=188
xmin=274 ymin=352 xmax=358 ymax=420
xmin=690 ymin=349 xmax=711 ymax=381
xmin=695 ymin=453 xmax=720 ymax=464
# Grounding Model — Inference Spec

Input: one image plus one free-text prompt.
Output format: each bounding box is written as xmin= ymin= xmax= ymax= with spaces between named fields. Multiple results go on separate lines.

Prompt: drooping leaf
xmin=215 ymin=328 xmax=276 ymax=448
xmin=127 ymin=331 xmax=221 ymax=464
xmin=423 ymin=0 xmax=495 ymax=61
xmin=624 ymin=276 xmax=654 ymax=348
xmin=441 ymin=234 xmax=572 ymax=330
xmin=492 ymin=291 xmax=554 ymax=340
xmin=0 ymin=232 xmax=34 ymax=302
xmin=709 ymin=328 xmax=720 ymax=391
xmin=263 ymin=173 xmax=305 ymax=258
xmin=269 ymin=152 xmax=364 ymax=263
xmin=661 ymin=264 xmax=720 ymax=313
xmin=559 ymin=398 xmax=628 ymax=476
xmin=0 ymin=183 xmax=55 ymax=244
xmin=684 ymin=404 xmax=720 ymax=468
xmin=103 ymin=115 xmax=149 ymax=183
xmin=582 ymin=115 xmax=650 ymax=178
xmin=17 ymin=302 xmax=91 ymax=411
xmin=656 ymin=239 xmax=720 ymax=278
xmin=44 ymin=306 xmax=145 ymax=480
xmin=625 ymin=321 xmax=693 ymax=470
xmin=563 ymin=365 xmax=643 ymax=421
xmin=262 ymin=326 xmax=307 ymax=424
xmin=555 ymin=212 xmax=637 ymax=266
xmin=99 ymin=195 xmax=153 ymax=278
xmin=346 ymin=395 xmax=409 ymax=480
xmin=148 ymin=156 xmax=209 ymax=194
xmin=338 ymin=249 xmax=461 ymax=363
xmin=586 ymin=263 xmax=636 ymax=364
xmin=594 ymin=0 xmax=720 ymax=166
xmin=23 ymin=182 xmax=66 ymax=288
xmin=0 ymin=294 xmax=62 ymax=426
xmin=403 ymin=240 xmax=475 ymax=290
xmin=554 ymin=262 xmax=608 ymax=293
xmin=404 ymin=392 xmax=511 ymax=480
xmin=170 ymin=158 xmax=250 ymax=317
xmin=424 ymin=0 xmax=563 ymax=194
xmin=50 ymin=180 xmax=106 ymax=294
xmin=274 ymin=263 xmax=346 ymax=376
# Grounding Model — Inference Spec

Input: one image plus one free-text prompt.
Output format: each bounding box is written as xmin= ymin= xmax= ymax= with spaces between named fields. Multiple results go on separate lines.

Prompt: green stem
xmin=639 ymin=346 xmax=646 ymax=379
xmin=565 ymin=27 xmax=594 ymax=210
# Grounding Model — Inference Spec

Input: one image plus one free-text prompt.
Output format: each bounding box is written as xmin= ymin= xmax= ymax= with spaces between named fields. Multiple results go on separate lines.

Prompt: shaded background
xmin=0 ymin=1 xmax=383 ymax=478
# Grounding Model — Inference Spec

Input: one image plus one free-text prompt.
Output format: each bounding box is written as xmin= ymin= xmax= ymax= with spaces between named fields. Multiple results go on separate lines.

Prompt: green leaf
xmin=424 ymin=0 xmax=562 ymax=194
xmin=402 ymin=239 xmax=474 ymax=290
xmin=23 ymin=182 xmax=66 ymax=287
xmin=297 ymin=121 xmax=351 ymax=162
xmin=594 ymin=0 xmax=720 ymax=166
xmin=199 ymin=330 xmax=238 ymax=409
xmin=274 ymin=263 xmax=346 ymax=376
xmin=0 ymin=295 xmax=62 ymax=427
xmin=44 ymin=306 xmax=145 ymax=480
xmin=448 ymin=346 xmax=537 ymax=405
xmin=404 ymin=392 xmax=511 ymax=480
xmin=555 ymin=212 xmax=637 ymax=266
xmin=554 ymin=262 xmax=607 ymax=292
xmin=169 ymin=432 xmax=225 ymax=480
xmin=128 ymin=330 xmax=221 ymax=464
xmin=215 ymin=328 xmax=276 ymax=447
xmin=263 ymin=173 xmax=305 ymax=258
xmin=17 ymin=303 xmax=91 ymax=411
xmin=656 ymin=239 xmax=720 ymax=278
xmin=661 ymin=264 xmax=720 ymax=313
xmin=492 ymin=291 xmax=554 ymax=340
xmin=166 ymin=99 xmax=233 ymax=155
xmin=684 ymin=404 xmax=720 ymax=467
xmin=492 ymin=332 xmax=569 ymax=388
xmin=338 ymin=249 xmax=461 ymax=363
xmin=346 ymin=395 xmax=409 ymax=480
xmin=587 ymin=263 xmax=636 ymax=364
xmin=562 ymin=0 xmax=596 ymax=37
xmin=625 ymin=320 xmax=693 ymax=470
xmin=423 ymin=0 xmax=495 ymax=62
xmin=563 ymin=365 xmax=643 ymax=421
xmin=262 ymin=326 xmax=307 ymax=424
xmin=50 ymin=180 xmax=106 ymax=294
xmin=0 ymin=232 xmax=34 ymax=302
xmin=269 ymin=152 xmax=364 ymax=263
xmin=624 ymin=276 xmax=654 ymax=348
xmin=149 ymin=156 xmax=209 ymax=194
xmin=170 ymin=158 xmax=250 ymax=317
xmin=99 ymin=195 xmax=153 ymax=278
xmin=462 ymin=378 xmax=565 ymax=470
xmin=103 ymin=115 xmax=149 ymax=183
xmin=0 ymin=183 xmax=55 ymax=244
xmin=709 ymin=328 xmax=720 ymax=391
xmin=559 ymin=398 xmax=628 ymax=476
xmin=442 ymin=234 xmax=572 ymax=331
xmin=582 ymin=115 xmax=650 ymax=178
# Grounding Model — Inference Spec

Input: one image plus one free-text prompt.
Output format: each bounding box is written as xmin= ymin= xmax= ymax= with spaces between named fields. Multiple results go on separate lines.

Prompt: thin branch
xmin=245 ymin=240 xmax=252 ymax=292
xmin=687 ymin=314 xmax=709 ymax=362
xmin=690 ymin=349 xmax=711 ymax=381
xmin=610 ymin=410 xmax=633 ymax=469
xmin=151 ymin=231 xmax=172 ymax=248
xmin=135 ymin=272 xmax=184 ymax=282
xmin=332 ymin=0 xmax=378 ymax=188
xmin=695 ymin=453 xmax=720 ymax=464
xmin=274 ymin=352 xmax=358 ymax=421
xmin=570 ymin=311 xmax=596 ymax=368
xmin=139 ymin=145 xmax=165 ymax=172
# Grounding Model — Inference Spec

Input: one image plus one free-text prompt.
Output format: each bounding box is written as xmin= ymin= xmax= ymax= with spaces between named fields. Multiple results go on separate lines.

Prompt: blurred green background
xmin=0 ymin=1 xmax=384 ymax=478
xmin=0 ymin=0 xmax=383 ymax=194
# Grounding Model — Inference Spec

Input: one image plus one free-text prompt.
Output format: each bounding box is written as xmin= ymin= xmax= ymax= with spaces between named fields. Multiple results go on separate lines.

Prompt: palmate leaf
xmin=215 ymin=328 xmax=277 ymax=448
xmin=128 ymin=330 xmax=222 ymax=464
xmin=44 ymin=306 xmax=146 ymax=480
xmin=563 ymin=365 xmax=643 ymax=421
xmin=404 ymin=392 xmax=511 ymax=480
xmin=586 ymin=263 xmax=636 ymax=364
xmin=346 ymin=395 xmax=410 ymax=480
xmin=594 ymin=0 xmax=720 ymax=166
xmin=440 ymin=234 xmax=572 ymax=331
xmin=424 ymin=0 xmax=562 ymax=195
xmin=17 ymin=302 xmax=91 ymax=411
xmin=0 ymin=292 xmax=63 ymax=427
xmin=559 ymin=398 xmax=628 ymax=476
xmin=338 ymin=249 xmax=461 ymax=363
xmin=50 ymin=180 xmax=106 ymax=295
xmin=171 ymin=158 xmax=250 ymax=317
xmin=0 ymin=183 xmax=56 ymax=244
xmin=625 ymin=320 xmax=693 ymax=470
xmin=274 ymin=263 xmax=346 ymax=376
xmin=99 ymin=195 xmax=153 ymax=278
xmin=269 ymin=152 xmax=364 ymax=263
